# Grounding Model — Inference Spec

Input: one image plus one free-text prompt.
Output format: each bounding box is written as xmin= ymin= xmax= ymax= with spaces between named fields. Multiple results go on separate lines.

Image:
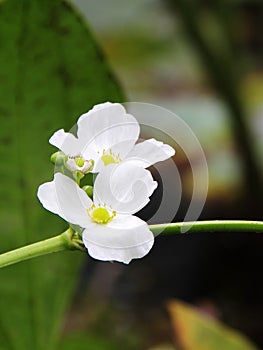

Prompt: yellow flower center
xmin=88 ymin=205 xmax=116 ymax=224
xmin=74 ymin=157 xmax=85 ymax=167
xmin=101 ymin=149 xmax=122 ymax=166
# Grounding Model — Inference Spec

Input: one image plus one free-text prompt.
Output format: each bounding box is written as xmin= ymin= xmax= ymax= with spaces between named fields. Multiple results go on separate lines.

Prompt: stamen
xmin=101 ymin=149 xmax=122 ymax=166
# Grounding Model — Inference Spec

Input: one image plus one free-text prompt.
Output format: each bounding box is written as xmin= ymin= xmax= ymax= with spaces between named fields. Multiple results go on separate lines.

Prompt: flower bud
xmin=82 ymin=185 xmax=93 ymax=199
xmin=50 ymin=151 xmax=66 ymax=165
xmin=66 ymin=158 xmax=93 ymax=174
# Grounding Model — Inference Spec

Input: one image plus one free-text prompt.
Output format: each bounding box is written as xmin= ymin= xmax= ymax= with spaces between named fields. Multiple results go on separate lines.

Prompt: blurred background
xmin=65 ymin=1 xmax=263 ymax=349
xmin=0 ymin=0 xmax=262 ymax=349
xmin=70 ymin=0 xmax=263 ymax=210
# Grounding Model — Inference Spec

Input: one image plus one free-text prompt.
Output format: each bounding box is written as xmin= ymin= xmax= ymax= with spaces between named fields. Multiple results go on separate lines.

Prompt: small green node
xmin=50 ymin=151 xmax=65 ymax=165
xmin=82 ymin=185 xmax=93 ymax=198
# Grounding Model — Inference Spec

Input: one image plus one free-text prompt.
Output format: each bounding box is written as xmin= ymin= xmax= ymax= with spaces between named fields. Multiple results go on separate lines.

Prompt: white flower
xmin=66 ymin=157 xmax=93 ymax=173
xmin=49 ymin=102 xmax=175 ymax=173
xmin=37 ymin=163 xmax=157 ymax=263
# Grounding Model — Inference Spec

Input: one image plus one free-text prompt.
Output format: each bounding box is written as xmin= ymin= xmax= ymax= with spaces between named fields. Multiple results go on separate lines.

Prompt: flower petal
xmin=49 ymin=129 xmax=81 ymax=157
xmin=37 ymin=173 xmax=93 ymax=228
xmin=82 ymin=215 xmax=154 ymax=263
xmin=126 ymin=138 xmax=175 ymax=167
xmin=37 ymin=179 xmax=62 ymax=216
xmin=77 ymin=102 xmax=140 ymax=161
xmin=93 ymin=163 xmax=157 ymax=215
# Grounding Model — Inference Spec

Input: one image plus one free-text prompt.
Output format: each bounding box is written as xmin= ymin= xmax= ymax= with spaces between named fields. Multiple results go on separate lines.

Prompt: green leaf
xmin=60 ymin=333 xmax=119 ymax=350
xmin=0 ymin=0 xmax=124 ymax=349
xmin=168 ymin=300 xmax=259 ymax=350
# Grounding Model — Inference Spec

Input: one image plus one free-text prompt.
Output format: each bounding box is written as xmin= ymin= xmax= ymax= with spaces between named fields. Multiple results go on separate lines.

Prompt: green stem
xmin=0 ymin=221 xmax=262 ymax=269
xmin=0 ymin=228 xmax=82 ymax=269
xmin=150 ymin=220 xmax=263 ymax=236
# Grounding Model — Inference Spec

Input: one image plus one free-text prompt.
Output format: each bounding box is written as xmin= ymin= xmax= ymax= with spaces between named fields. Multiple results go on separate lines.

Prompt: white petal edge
xmin=82 ymin=215 xmax=154 ymax=264
xmin=126 ymin=138 xmax=175 ymax=168
xmin=49 ymin=129 xmax=82 ymax=157
xmin=77 ymin=102 xmax=140 ymax=160
xmin=38 ymin=173 xmax=93 ymax=228
xmin=93 ymin=163 xmax=157 ymax=215
xmin=37 ymin=180 xmax=62 ymax=216
xmin=78 ymin=102 xmax=126 ymax=126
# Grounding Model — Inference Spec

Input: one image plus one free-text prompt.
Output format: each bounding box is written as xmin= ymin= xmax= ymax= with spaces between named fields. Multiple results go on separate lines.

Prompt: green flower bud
xmin=66 ymin=158 xmax=94 ymax=174
xmin=50 ymin=151 xmax=66 ymax=165
xmin=82 ymin=185 xmax=93 ymax=199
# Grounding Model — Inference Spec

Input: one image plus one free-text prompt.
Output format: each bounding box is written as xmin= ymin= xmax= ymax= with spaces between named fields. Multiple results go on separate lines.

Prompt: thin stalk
xmin=0 ymin=221 xmax=262 ymax=269
xmin=0 ymin=228 xmax=81 ymax=269
xmin=150 ymin=220 xmax=263 ymax=236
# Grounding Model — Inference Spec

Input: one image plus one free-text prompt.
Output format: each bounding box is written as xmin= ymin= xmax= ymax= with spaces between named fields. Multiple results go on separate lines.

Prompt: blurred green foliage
xmin=60 ymin=333 xmax=120 ymax=350
xmin=0 ymin=0 xmax=123 ymax=349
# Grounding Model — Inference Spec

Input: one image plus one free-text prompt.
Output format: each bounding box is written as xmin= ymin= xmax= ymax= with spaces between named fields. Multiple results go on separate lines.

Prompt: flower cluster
xmin=37 ymin=102 xmax=175 ymax=263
